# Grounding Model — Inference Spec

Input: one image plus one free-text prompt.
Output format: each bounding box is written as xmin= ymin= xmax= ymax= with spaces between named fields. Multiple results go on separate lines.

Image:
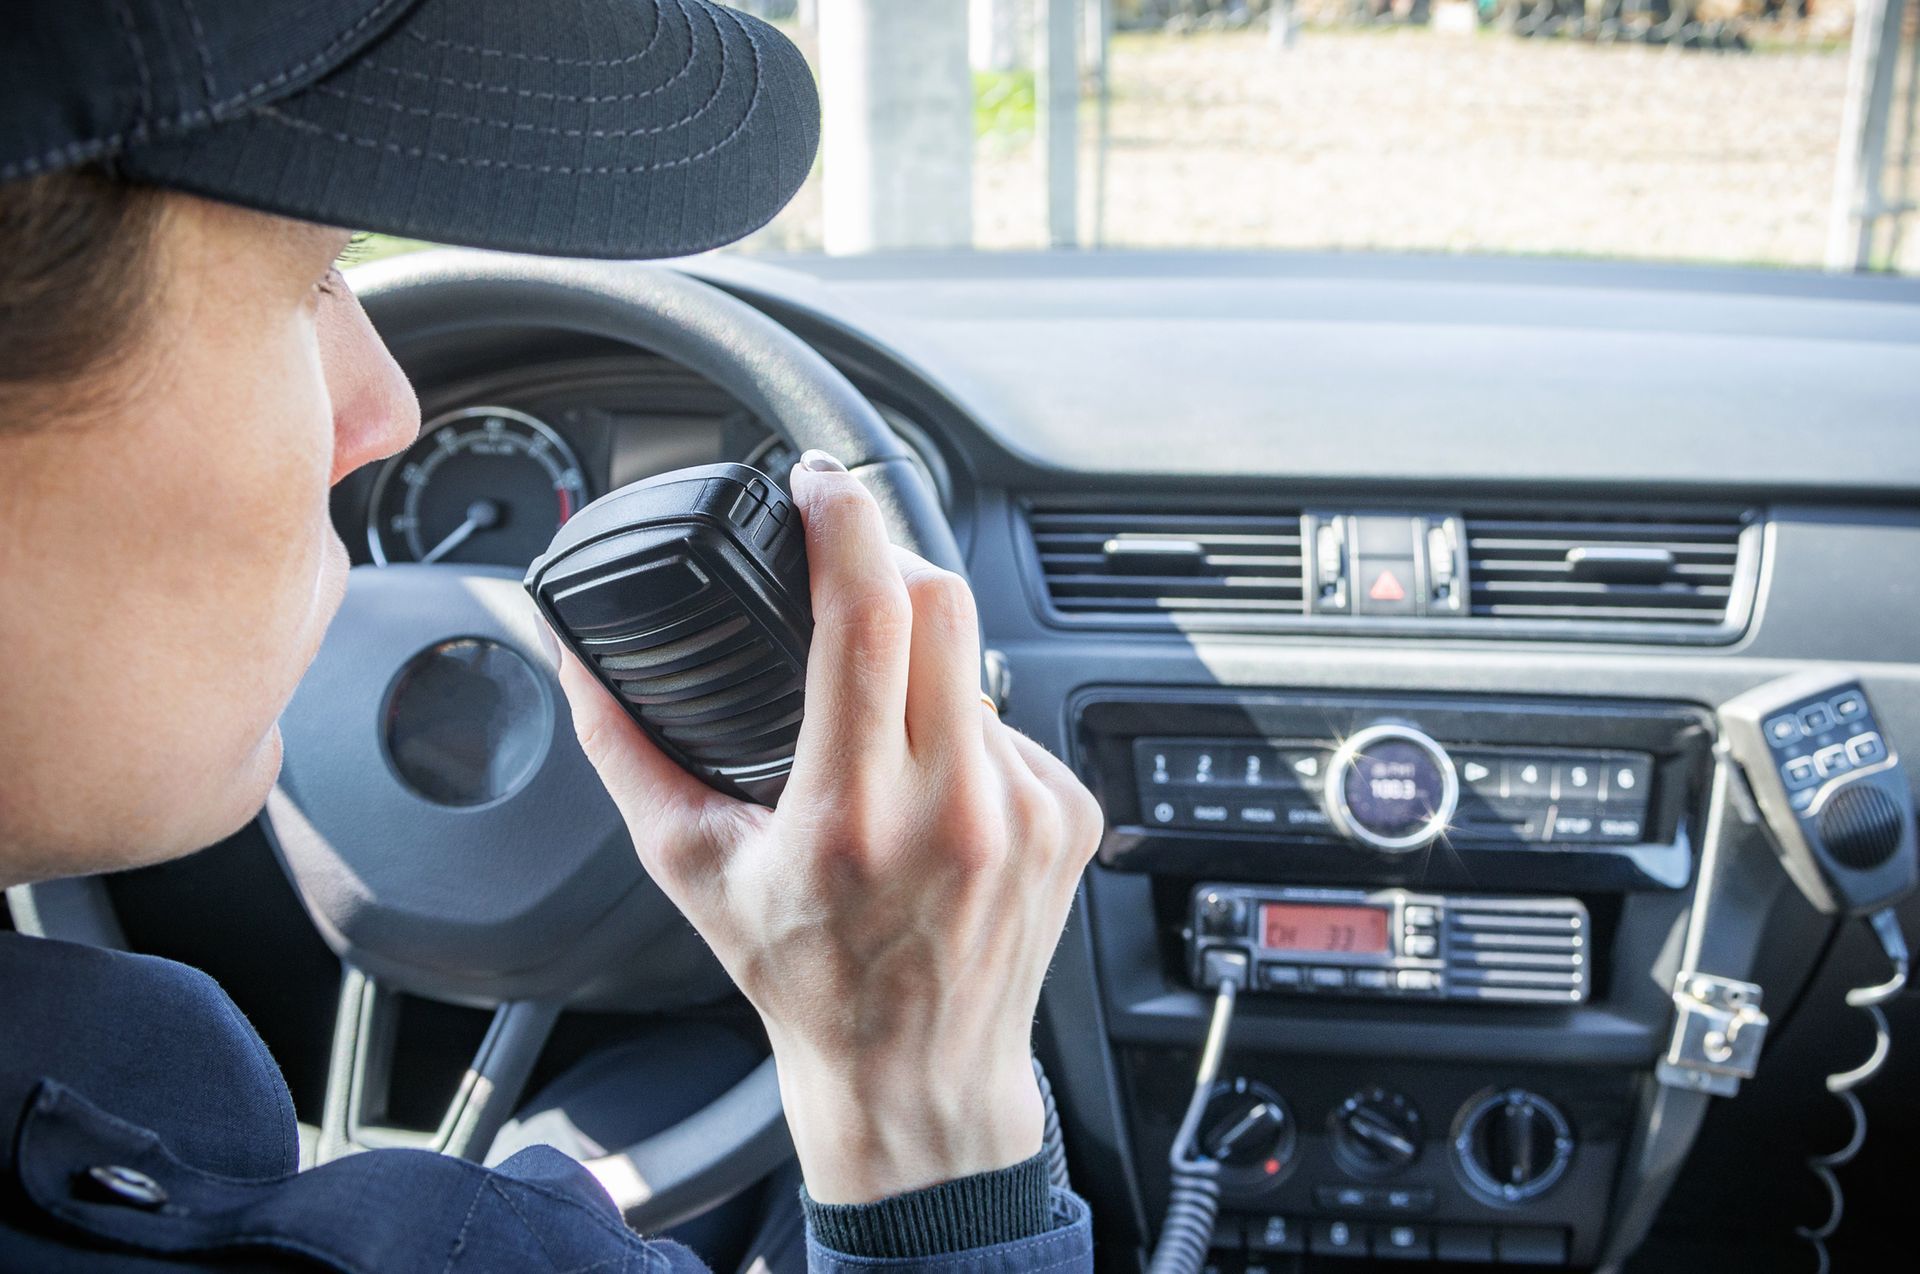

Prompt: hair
xmin=0 ymin=167 xmax=166 ymax=422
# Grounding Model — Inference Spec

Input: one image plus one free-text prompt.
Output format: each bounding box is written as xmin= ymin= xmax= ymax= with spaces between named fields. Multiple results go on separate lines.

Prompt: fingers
xmin=888 ymin=544 xmax=987 ymax=764
xmin=787 ymin=454 xmax=913 ymax=789
xmin=1000 ymin=726 xmax=1106 ymax=872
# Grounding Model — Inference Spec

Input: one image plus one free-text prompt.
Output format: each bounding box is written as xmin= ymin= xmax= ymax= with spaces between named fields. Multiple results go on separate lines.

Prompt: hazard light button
xmin=1357 ymin=558 xmax=1419 ymax=616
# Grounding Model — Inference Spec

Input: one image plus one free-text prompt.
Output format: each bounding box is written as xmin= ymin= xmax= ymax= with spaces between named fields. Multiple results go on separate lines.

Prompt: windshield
xmin=728 ymin=1 xmax=1919 ymax=274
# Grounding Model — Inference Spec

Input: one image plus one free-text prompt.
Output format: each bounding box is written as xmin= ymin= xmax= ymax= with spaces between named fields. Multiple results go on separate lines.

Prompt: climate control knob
xmin=1198 ymin=1077 xmax=1296 ymax=1190
xmin=1330 ymin=1089 xmax=1423 ymax=1178
xmin=1325 ymin=724 xmax=1459 ymax=853
xmin=1453 ymin=1088 xmax=1575 ymax=1205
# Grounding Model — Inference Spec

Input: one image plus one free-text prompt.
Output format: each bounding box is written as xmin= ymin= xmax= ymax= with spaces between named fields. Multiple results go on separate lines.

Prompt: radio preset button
xmin=1601 ymin=755 xmax=1653 ymax=803
xmin=1404 ymin=905 xmax=1438 ymax=928
xmin=1506 ymin=759 xmax=1551 ymax=798
xmin=1552 ymin=760 xmax=1598 ymax=800
xmin=1351 ymin=968 xmax=1391 ymax=993
xmin=1404 ymin=934 xmax=1438 ymax=958
xmin=1309 ymin=967 xmax=1350 ymax=992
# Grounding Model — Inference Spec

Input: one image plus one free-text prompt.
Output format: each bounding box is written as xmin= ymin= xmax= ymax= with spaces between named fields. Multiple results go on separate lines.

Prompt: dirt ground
xmin=753 ymin=24 xmax=1920 ymax=275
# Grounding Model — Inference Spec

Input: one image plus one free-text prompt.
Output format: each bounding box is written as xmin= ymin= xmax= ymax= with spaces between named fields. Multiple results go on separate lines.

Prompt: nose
xmin=322 ymin=287 xmax=421 ymax=485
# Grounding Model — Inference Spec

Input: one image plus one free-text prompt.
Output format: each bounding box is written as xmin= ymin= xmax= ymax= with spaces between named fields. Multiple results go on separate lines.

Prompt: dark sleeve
xmin=800 ymin=1152 xmax=1056 ymax=1258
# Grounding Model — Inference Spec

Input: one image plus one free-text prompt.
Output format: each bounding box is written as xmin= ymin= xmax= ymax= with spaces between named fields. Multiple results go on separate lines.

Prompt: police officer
xmin=0 ymin=3 xmax=1103 ymax=1271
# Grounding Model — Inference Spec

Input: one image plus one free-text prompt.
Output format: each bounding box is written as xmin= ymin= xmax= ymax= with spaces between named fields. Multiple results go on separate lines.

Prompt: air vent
xmin=1026 ymin=507 xmax=1305 ymax=620
xmin=1463 ymin=515 xmax=1750 ymax=628
xmin=1442 ymin=900 xmax=1590 ymax=1005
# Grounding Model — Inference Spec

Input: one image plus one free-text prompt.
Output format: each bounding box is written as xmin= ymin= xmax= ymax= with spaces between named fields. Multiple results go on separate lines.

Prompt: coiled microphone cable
xmin=1797 ymin=908 xmax=1908 ymax=1274
xmin=1148 ymin=974 xmax=1239 ymax=1274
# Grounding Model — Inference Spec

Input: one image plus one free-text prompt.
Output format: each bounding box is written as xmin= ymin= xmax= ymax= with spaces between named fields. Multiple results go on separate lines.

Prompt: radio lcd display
xmin=1260 ymin=903 xmax=1391 ymax=955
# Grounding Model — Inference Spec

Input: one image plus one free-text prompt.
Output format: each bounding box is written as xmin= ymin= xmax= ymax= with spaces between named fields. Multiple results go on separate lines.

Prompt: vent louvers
xmin=1463 ymin=515 xmax=1747 ymax=626
xmin=1028 ymin=508 xmax=1305 ymax=617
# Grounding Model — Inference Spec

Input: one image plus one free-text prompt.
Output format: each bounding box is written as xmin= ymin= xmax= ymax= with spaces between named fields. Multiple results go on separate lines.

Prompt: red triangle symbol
xmin=1368 ymin=568 xmax=1406 ymax=602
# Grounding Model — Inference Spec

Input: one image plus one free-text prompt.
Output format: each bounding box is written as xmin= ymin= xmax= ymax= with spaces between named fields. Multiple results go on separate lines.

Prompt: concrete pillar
xmin=1826 ymin=0 xmax=1908 ymax=271
xmin=971 ymin=0 xmax=1032 ymax=72
xmin=1036 ymin=0 xmax=1080 ymax=248
xmin=819 ymin=1 xmax=974 ymax=253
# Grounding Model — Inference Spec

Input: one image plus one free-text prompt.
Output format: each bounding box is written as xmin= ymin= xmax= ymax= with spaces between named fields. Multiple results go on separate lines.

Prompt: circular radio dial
xmin=1453 ymin=1088 xmax=1575 ymax=1206
xmin=1325 ymin=724 xmax=1460 ymax=853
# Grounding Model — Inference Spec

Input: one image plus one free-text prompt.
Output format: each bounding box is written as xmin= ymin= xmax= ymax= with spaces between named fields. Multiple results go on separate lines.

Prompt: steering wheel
xmin=258 ymin=251 xmax=967 ymax=1229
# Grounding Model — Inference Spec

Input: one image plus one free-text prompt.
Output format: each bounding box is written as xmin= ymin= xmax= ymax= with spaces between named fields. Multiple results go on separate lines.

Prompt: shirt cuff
xmin=800 ymin=1152 xmax=1054 ymax=1260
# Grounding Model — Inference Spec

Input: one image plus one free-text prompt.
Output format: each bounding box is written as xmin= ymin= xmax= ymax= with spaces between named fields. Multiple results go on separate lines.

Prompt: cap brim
xmin=120 ymin=0 xmax=818 ymax=260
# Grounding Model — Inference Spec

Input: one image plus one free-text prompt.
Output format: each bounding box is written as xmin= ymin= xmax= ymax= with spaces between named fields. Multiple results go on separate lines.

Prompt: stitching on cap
xmin=400 ymin=0 xmax=670 ymax=68
xmin=0 ymin=0 xmax=410 ymax=180
xmin=310 ymin=2 xmax=731 ymax=142
xmin=247 ymin=9 xmax=763 ymax=177
xmin=356 ymin=0 xmax=703 ymax=106
xmin=112 ymin=0 xmax=155 ymax=138
xmin=180 ymin=0 xmax=219 ymax=102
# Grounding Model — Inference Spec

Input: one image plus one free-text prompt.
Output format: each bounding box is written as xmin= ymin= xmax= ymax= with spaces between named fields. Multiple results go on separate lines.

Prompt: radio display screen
xmin=1260 ymin=903 xmax=1390 ymax=955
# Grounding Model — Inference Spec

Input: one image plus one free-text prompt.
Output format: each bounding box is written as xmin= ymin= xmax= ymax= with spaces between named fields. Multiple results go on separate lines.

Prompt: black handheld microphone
xmin=1718 ymin=671 xmax=1916 ymax=916
xmin=524 ymin=463 xmax=810 ymax=805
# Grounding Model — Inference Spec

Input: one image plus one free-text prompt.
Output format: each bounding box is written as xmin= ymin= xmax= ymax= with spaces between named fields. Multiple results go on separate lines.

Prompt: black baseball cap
xmin=1 ymin=0 xmax=819 ymax=259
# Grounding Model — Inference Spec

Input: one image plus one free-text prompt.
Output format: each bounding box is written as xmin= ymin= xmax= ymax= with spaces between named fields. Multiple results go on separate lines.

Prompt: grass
xmin=975 ymin=68 xmax=1037 ymax=142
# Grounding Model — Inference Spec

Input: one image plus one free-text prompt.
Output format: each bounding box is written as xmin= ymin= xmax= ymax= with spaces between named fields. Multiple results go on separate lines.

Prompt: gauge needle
xmin=420 ymin=500 xmax=502 ymax=564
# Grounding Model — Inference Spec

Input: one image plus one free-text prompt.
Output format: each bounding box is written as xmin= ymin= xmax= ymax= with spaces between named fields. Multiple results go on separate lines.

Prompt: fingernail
xmin=535 ymin=617 xmax=560 ymax=671
xmin=799 ymin=449 xmax=846 ymax=474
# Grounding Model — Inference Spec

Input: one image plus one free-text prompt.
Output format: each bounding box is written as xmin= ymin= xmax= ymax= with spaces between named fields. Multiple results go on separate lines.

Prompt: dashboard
xmin=309 ymin=248 xmax=1920 ymax=1273
xmin=332 ymin=351 xmax=954 ymax=571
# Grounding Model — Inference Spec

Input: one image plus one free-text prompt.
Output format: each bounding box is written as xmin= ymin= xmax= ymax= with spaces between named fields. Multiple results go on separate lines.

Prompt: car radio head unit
xmin=1076 ymin=691 xmax=1707 ymax=895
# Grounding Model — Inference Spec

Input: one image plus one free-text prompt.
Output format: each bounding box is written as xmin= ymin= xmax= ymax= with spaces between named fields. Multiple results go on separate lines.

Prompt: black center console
xmin=1071 ymin=689 xmax=1716 ymax=1269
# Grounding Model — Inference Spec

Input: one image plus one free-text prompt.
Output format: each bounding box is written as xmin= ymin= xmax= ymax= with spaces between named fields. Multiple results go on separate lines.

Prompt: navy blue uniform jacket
xmin=0 ymin=933 xmax=1094 ymax=1274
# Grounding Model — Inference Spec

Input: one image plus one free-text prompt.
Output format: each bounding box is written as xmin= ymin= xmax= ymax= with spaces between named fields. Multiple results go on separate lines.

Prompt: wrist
xmin=774 ymin=1044 xmax=1045 ymax=1205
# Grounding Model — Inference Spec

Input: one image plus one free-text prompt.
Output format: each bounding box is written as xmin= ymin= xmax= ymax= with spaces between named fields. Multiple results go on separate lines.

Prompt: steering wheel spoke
xmin=317 ymin=967 xmax=559 ymax=1165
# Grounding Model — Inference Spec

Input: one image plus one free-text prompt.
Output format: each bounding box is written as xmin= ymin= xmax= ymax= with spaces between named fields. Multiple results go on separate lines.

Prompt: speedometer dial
xmin=368 ymin=406 xmax=588 ymax=566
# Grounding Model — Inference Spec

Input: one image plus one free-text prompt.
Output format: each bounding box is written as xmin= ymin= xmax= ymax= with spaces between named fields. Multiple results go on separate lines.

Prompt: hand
xmin=554 ymin=452 xmax=1104 ymax=1205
